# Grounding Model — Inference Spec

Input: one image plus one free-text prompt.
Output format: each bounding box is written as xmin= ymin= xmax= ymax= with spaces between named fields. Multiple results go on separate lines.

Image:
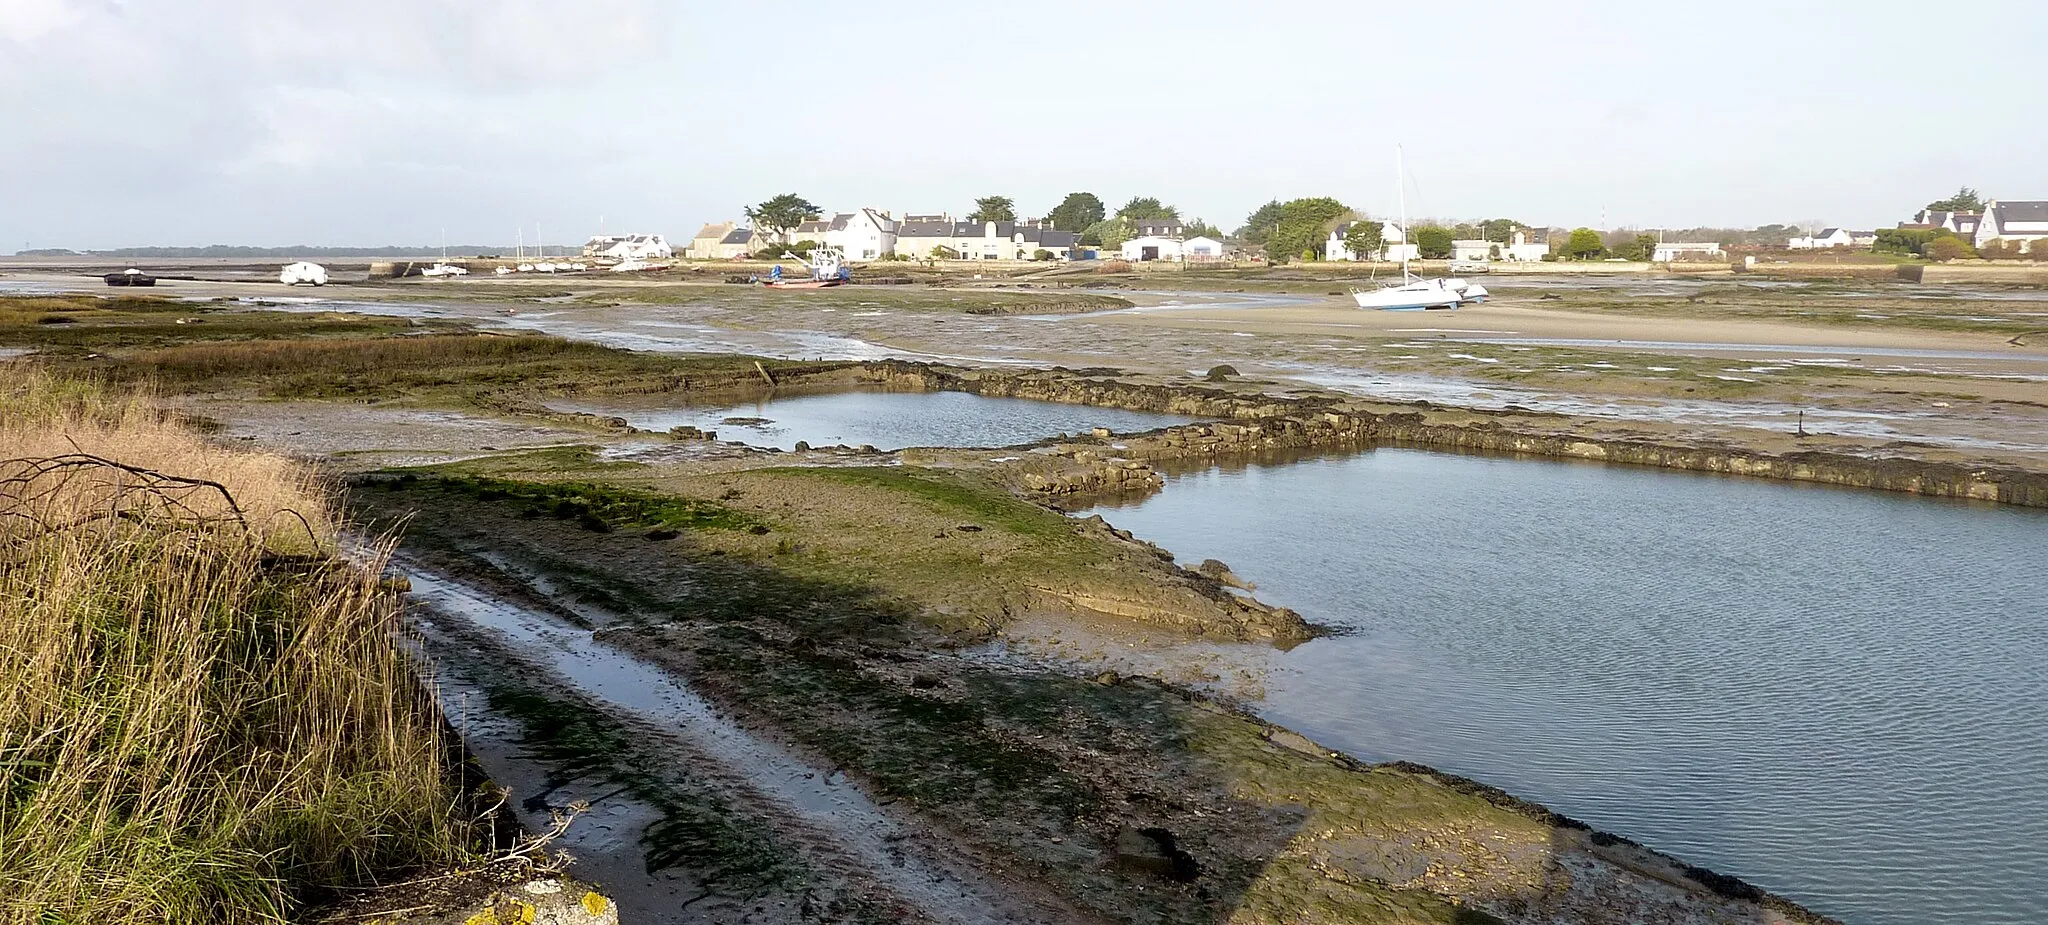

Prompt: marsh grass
xmin=0 ymin=294 xmax=424 ymax=350
xmin=0 ymin=372 xmax=472 ymax=924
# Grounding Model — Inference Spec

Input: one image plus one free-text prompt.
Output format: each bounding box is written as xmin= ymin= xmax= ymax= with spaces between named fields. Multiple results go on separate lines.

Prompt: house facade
xmin=1324 ymin=221 xmax=1418 ymax=262
xmin=1650 ymin=241 xmax=1726 ymax=262
xmin=712 ymin=228 xmax=757 ymax=259
xmin=686 ymin=223 xmax=735 ymax=259
xmin=1973 ymin=200 xmax=2048 ymax=251
xmin=1912 ymin=209 xmax=1984 ymax=238
xmin=1789 ymin=227 xmax=1857 ymax=249
xmin=823 ymin=209 xmax=898 ymax=262
xmin=1122 ymin=235 xmax=1183 ymax=262
xmin=891 ymin=217 xmax=1076 ymax=260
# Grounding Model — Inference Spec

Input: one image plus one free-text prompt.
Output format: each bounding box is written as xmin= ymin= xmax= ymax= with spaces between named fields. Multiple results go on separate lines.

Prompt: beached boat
xmin=279 ymin=261 xmax=328 ymax=286
xmin=762 ymin=246 xmax=849 ymax=288
xmin=104 ymin=268 xmax=155 ymax=287
xmin=1353 ymin=148 xmax=1461 ymax=311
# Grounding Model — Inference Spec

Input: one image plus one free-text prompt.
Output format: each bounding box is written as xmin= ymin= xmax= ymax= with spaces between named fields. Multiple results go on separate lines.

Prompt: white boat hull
xmin=1353 ymin=279 xmax=1461 ymax=311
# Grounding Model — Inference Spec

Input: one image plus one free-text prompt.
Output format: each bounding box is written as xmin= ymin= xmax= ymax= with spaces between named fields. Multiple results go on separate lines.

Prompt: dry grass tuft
xmin=0 ymin=371 xmax=472 ymax=924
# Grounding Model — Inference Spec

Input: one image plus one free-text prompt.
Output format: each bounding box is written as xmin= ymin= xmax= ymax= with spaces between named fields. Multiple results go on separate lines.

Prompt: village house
xmin=1132 ymin=218 xmax=1185 ymax=239
xmin=892 ymin=216 xmax=1076 ymax=261
xmin=1972 ymin=200 xmax=2048 ymax=252
xmin=1323 ymin=221 xmax=1418 ymax=262
xmin=1788 ymin=227 xmax=1858 ymax=249
xmin=712 ymin=227 xmax=758 ymax=259
xmin=686 ymin=223 xmax=735 ymax=259
xmin=1650 ymin=241 xmax=1727 ymax=262
xmin=1911 ymin=209 xmax=1984 ymax=238
xmin=1122 ymin=235 xmax=1182 ymax=262
xmin=823 ymin=209 xmax=898 ymax=261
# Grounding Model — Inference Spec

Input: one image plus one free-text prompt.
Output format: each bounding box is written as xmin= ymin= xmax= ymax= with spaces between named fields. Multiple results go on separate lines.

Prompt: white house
xmin=1122 ymin=235 xmax=1184 ymax=262
xmin=1650 ymin=241 xmax=1726 ymax=262
xmin=1500 ymin=230 xmax=1549 ymax=261
xmin=1182 ymin=236 xmax=1226 ymax=260
xmin=1324 ymin=221 xmax=1416 ymax=262
xmin=1789 ymin=227 xmax=1856 ymax=249
xmin=891 ymin=217 xmax=1077 ymax=260
xmin=1913 ymin=209 xmax=1984 ymax=238
xmin=822 ymin=209 xmax=898 ymax=262
xmin=1973 ymin=200 xmax=2048 ymax=251
xmin=1451 ymin=239 xmax=1492 ymax=261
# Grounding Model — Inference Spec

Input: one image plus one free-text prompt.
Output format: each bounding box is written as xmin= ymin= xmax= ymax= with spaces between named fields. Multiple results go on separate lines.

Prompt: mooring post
xmin=754 ymin=360 xmax=776 ymax=386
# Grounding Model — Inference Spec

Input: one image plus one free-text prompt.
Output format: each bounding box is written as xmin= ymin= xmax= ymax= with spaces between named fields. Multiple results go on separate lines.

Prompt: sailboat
xmin=1353 ymin=147 xmax=1462 ymax=311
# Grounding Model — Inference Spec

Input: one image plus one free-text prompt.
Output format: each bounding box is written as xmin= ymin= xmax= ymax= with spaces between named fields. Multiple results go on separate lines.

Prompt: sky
xmin=2 ymin=0 xmax=2044 ymax=251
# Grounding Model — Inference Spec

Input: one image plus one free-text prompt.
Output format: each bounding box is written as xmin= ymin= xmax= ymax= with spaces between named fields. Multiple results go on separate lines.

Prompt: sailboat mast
xmin=1396 ymin=145 xmax=1412 ymax=281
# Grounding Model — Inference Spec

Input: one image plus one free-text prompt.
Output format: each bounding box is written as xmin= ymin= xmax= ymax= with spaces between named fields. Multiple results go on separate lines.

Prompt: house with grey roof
xmin=892 ymin=216 xmax=1077 ymax=261
xmin=1973 ymin=200 xmax=2048 ymax=252
xmin=711 ymin=227 xmax=758 ymax=260
xmin=1912 ymin=209 xmax=1983 ymax=238
xmin=687 ymin=223 xmax=736 ymax=259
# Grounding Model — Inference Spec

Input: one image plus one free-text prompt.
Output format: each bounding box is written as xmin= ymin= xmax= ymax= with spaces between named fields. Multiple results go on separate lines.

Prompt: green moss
xmin=766 ymin=466 xmax=1070 ymax=537
xmin=422 ymin=474 xmax=765 ymax=533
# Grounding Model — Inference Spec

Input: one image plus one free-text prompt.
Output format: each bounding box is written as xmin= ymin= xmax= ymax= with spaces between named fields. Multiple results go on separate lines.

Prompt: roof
xmin=718 ymin=228 xmax=755 ymax=245
xmin=896 ymin=221 xmax=954 ymax=237
xmin=1989 ymin=200 xmax=2048 ymax=230
xmin=1817 ymin=227 xmax=1844 ymax=237
xmin=1132 ymin=219 xmax=1183 ymax=235
xmin=1021 ymin=228 xmax=1077 ymax=247
xmin=693 ymin=223 xmax=734 ymax=240
xmin=791 ymin=219 xmax=830 ymax=235
xmin=955 ymin=220 xmax=1017 ymax=238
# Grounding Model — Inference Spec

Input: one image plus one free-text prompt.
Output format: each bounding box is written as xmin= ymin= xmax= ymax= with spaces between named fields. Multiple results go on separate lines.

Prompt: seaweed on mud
xmin=425 ymin=474 xmax=764 ymax=532
xmin=467 ymin=671 xmax=801 ymax=894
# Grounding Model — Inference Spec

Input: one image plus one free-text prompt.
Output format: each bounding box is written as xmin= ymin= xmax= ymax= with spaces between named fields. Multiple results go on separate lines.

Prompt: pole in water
xmin=1797 ymin=410 xmax=1806 ymax=436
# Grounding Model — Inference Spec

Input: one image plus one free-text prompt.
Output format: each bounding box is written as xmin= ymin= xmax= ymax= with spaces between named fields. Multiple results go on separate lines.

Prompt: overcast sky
xmin=3 ymin=0 xmax=2043 ymax=250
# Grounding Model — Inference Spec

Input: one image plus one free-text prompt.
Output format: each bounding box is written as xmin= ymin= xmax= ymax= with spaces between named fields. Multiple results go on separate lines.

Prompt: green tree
xmin=1925 ymin=187 xmax=1984 ymax=213
xmin=1344 ymin=221 xmax=1383 ymax=260
xmin=1182 ymin=218 xmax=1223 ymax=239
xmin=968 ymin=196 xmax=1015 ymax=223
xmin=1564 ymin=227 xmax=1606 ymax=260
xmin=1479 ymin=218 xmax=1524 ymax=242
xmin=1924 ymin=236 xmax=1968 ymax=261
xmin=743 ymin=194 xmax=821 ymax=243
xmin=1045 ymin=192 xmax=1105 ymax=231
xmin=1412 ymin=225 xmax=1454 ymax=259
xmin=931 ymin=245 xmax=959 ymax=260
xmin=1266 ymin=223 xmax=1321 ymax=264
xmin=1239 ymin=200 xmax=1285 ymax=244
xmin=1611 ymin=233 xmax=1658 ymax=262
xmin=1277 ymin=197 xmax=1348 ymax=229
xmin=1082 ymin=218 xmax=1134 ymax=249
xmin=1116 ymin=197 xmax=1178 ymax=221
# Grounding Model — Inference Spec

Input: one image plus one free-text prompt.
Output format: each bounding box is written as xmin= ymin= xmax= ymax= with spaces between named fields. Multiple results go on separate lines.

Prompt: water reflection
xmin=1084 ymin=448 xmax=2048 ymax=925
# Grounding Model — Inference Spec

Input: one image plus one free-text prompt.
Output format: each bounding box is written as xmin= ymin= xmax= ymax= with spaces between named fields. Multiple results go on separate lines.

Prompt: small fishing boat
xmin=762 ymin=246 xmax=849 ymax=288
xmin=104 ymin=268 xmax=156 ymax=287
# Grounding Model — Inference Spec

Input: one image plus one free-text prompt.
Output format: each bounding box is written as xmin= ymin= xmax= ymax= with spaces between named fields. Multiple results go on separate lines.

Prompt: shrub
xmin=930 ymin=246 xmax=959 ymax=260
xmin=1033 ymin=249 xmax=1053 ymax=261
xmin=1098 ymin=259 xmax=1132 ymax=274
xmin=1925 ymin=237 xmax=1968 ymax=262
xmin=1412 ymin=226 xmax=1455 ymax=259
xmin=1564 ymin=228 xmax=1605 ymax=260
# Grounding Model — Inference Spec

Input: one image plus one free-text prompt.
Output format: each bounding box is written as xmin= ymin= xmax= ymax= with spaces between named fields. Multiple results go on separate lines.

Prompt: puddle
xmin=549 ymin=389 xmax=1198 ymax=451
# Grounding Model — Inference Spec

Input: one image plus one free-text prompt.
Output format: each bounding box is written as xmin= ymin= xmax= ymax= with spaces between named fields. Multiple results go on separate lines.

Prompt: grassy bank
xmin=0 ymin=373 xmax=473 ymax=923
xmin=0 ymin=293 xmax=433 ymax=351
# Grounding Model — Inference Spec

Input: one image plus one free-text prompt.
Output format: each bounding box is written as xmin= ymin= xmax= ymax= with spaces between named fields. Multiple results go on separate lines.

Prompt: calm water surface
xmin=1084 ymin=449 xmax=2047 ymax=925
xmin=553 ymin=390 xmax=1196 ymax=451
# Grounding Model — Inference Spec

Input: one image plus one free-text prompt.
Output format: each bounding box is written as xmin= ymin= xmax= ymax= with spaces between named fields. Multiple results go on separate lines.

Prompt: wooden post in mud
xmin=754 ymin=361 xmax=776 ymax=387
xmin=1797 ymin=410 xmax=1806 ymax=437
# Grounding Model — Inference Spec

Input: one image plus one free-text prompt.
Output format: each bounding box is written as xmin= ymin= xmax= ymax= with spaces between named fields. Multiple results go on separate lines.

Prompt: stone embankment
xmin=858 ymin=361 xmax=2048 ymax=508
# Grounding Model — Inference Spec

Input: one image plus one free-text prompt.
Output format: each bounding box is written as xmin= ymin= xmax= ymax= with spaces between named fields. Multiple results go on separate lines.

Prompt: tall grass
xmin=0 ymin=371 xmax=472 ymax=924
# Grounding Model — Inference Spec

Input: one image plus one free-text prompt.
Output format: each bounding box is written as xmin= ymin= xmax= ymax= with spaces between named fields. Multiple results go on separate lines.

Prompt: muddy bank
xmin=359 ymin=476 xmax=1843 ymax=925
xmin=856 ymin=362 xmax=2048 ymax=507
